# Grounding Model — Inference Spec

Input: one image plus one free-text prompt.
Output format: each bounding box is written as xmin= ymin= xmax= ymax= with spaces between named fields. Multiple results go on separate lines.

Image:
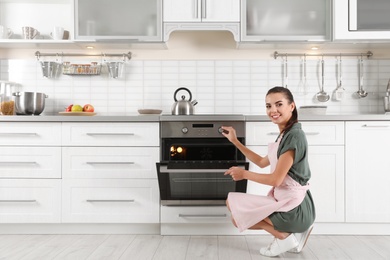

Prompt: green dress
xmin=269 ymin=123 xmax=316 ymax=233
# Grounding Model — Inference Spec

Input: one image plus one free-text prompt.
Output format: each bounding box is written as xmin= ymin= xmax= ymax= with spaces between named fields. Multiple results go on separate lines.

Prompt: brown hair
xmin=266 ymin=86 xmax=298 ymax=134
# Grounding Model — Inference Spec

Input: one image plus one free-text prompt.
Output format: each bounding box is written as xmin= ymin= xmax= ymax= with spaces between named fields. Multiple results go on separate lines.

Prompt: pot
xmin=171 ymin=87 xmax=197 ymax=115
xmin=12 ymin=92 xmax=48 ymax=115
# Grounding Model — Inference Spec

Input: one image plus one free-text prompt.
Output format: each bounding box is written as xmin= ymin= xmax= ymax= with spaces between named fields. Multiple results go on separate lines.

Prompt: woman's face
xmin=265 ymin=92 xmax=295 ymax=127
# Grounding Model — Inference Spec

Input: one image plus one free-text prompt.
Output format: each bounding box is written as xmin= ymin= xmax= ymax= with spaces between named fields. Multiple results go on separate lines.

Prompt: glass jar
xmin=0 ymin=81 xmax=16 ymax=115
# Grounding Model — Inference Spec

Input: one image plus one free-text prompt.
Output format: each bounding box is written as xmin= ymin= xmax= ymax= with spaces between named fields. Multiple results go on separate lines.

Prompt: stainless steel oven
xmin=156 ymin=116 xmax=248 ymax=206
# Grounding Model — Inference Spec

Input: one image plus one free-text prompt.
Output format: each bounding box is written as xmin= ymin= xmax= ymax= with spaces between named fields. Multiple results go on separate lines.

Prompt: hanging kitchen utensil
xmin=171 ymin=87 xmax=198 ymax=115
xmin=334 ymin=55 xmax=345 ymax=101
xmin=284 ymin=55 xmax=288 ymax=88
xmin=298 ymin=55 xmax=306 ymax=95
xmin=316 ymin=57 xmax=330 ymax=102
xmin=356 ymin=56 xmax=368 ymax=98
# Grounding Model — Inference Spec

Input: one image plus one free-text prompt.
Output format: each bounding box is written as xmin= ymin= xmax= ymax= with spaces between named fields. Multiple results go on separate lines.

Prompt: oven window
xmin=162 ymin=138 xmax=244 ymax=161
xmin=169 ymin=172 xmax=235 ymax=199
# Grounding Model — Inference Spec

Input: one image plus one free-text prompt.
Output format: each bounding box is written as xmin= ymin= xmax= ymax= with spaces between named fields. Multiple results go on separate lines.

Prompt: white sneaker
xmin=288 ymin=225 xmax=314 ymax=253
xmin=259 ymin=234 xmax=298 ymax=257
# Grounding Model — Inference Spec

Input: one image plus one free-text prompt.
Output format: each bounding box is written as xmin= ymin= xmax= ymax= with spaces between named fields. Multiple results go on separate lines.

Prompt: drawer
xmin=0 ymin=179 xmax=61 ymax=223
xmin=246 ymin=121 xmax=344 ymax=145
xmin=161 ymin=206 xmax=231 ymax=224
xmin=62 ymin=123 xmax=159 ymax=147
xmin=62 ymin=179 xmax=160 ymax=223
xmin=0 ymin=147 xmax=61 ymax=178
xmin=0 ymin=122 xmax=61 ymax=146
xmin=62 ymin=147 xmax=159 ymax=179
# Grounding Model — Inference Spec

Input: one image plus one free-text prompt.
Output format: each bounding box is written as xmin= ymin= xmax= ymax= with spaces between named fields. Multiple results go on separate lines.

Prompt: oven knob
xmin=218 ymin=127 xmax=229 ymax=134
xmin=181 ymin=127 xmax=189 ymax=134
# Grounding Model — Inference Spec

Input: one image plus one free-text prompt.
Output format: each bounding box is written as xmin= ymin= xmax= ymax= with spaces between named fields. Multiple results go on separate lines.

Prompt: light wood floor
xmin=0 ymin=234 xmax=389 ymax=260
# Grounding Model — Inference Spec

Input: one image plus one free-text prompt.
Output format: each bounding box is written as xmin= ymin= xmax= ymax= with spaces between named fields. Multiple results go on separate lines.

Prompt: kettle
xmin=171 ymin=87 xmax=198 ymax=115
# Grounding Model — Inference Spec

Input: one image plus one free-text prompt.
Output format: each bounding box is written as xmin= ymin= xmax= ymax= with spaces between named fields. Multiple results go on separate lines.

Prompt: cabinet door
xmin=163 ymin=0 xmax=201 ymax=22
xmin=0 ymin=179 xmax=61 ymax=223
xmin=246 ymin=146 xmax=272 ymax=196
xmin=62 ymin=122 xmax=159 ymax=147
xmin=346 ymin=122 xmax=390 ymax=222
xmin=75 ymin=0 xmax=162 ymax=40
xmin=163 ymin=0 xmax=239 ymax=22
xmin=203 ymin=0 xmax=240 ymax=22
xmin=334 ymin=0 xmax=390 ymax=40
xmin=242 ymin=0 xmax=331 ymax=41
xmin=308 ymin=146 xmax=344 ymax=222
xmin=62 ymin=179 xmax=160 ymax=223
xmin=62 ymin=147 xmax=159 ymax=179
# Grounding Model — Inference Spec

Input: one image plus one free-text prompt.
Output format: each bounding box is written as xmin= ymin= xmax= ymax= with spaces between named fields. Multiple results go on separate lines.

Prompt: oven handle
xmin=179 ymin=214 xmax=227 ymax=218
xmin=158 ymin=165 xmax=246 ymax=173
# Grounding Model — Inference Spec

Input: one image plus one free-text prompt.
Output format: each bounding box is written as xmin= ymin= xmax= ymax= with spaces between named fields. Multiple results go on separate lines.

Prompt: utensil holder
xmin=106 ymin=61 xmax=124 ymax=79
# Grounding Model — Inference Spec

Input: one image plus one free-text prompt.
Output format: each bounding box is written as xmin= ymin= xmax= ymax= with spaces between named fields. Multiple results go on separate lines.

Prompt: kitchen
xmin=0 ymin=0 xmax=390 ymax=259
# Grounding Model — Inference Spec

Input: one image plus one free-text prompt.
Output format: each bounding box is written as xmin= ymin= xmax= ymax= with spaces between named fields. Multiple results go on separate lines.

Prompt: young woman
xmin=221 ymin=86 xmax=315 ymax=257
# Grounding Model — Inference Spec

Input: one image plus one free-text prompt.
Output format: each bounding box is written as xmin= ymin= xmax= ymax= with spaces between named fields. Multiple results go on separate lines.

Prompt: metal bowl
xmin=12 ymin=92 xmax=48 ymax=115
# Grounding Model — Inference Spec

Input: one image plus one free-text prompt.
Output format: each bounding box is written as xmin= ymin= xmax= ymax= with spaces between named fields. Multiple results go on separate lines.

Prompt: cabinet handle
xmin=267 ymin=132 xmax=279 ymax=136
xmin=0 ymin=133 xmax=37 ymax=136
xmin=362 ymin=124 xmax=389 ymax=128
xmin=86 ymin=133 xmax=135 ymax=136
xmin=86 ymin=162 xmax=135 ymax=165
xmin=179 ymin=214 xmax=227 ymax=218
xmin=0 ymin=200 xmax=37 ymax=203
xmin=194 ymin=0 xmax=198 ymax=18
xmin=202 ymin=0 xmax=206 ymax=18
xmin=305 ymin=132 xmax=320 ymax=135
xmin=0 ymin=162 xmax=37 ymax=165
xmin=86 ymin=199 xmax=135 ymax=203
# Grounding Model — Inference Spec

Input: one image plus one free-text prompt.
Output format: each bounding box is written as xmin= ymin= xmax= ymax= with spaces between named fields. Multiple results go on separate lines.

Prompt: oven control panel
xmin=161 ymin=121 xmax=245 ymax=138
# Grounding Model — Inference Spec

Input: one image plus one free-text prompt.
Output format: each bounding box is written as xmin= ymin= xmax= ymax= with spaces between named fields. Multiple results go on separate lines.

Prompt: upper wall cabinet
xmin=163 ymin=0 xmax=240 ymax=42
xmin=74 ymin=0 xmax=162 ymax=41
xmin=163 ymin=0 xmax=240 ymax=22
xmin=334 ymin=0 xmax=390 ymax=40
xmin=241 ymin=0 xmax=331 ymax=42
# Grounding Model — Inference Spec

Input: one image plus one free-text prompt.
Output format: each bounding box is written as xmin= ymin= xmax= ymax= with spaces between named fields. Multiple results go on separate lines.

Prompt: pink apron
xmin=227 ymin=135 xmax=309 ymax=232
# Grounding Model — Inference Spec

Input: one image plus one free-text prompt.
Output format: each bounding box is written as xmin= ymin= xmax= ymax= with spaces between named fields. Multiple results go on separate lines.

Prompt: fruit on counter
xmin=71 ymin=104 xmax=83 ymax=112
xmin=83 ymin=104 xmax=94 ymax=112
xmin=65 ymin=104 xmax=73 ymax=112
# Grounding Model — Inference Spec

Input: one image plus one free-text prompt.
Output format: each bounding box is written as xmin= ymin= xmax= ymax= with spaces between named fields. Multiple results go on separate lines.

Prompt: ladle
xmin=316 ymin=57 xmax=330 ymax=102
xmin=357 ymin=57 xmax=368 ymax=98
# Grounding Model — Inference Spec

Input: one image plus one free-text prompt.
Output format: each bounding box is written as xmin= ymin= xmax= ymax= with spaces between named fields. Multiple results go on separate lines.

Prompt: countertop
xmin=0 ymin=113 xmax=390 ymax=122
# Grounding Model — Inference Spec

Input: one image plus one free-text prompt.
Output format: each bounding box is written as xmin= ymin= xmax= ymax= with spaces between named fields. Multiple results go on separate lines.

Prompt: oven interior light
xmin=177 ymin=147 xmax=183 ymax=153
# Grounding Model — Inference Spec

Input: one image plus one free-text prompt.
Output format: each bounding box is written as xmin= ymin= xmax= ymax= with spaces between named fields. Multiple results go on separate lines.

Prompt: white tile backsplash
xmin=1 ymin=57 xmax=388 ymax=115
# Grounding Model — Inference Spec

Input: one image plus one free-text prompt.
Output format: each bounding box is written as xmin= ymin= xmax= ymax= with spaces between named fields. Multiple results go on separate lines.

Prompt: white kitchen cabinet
xmin=346 ymin=121 xmax=390 ymax=223
xmin=241 ymin=0 xmax=331 ymax=42
xmin=62 ymin=147 xmax=159 ymax=179
xmin=162 ymin=0 xmax=240 ymax=41
xmin=334 ymin=0 xmax=390 ymax=40
xmin=62 ymin=179 xmax=159 ymax=223
xmin=0 ymin=147 xmax=61 ymax=179
xmin=62 ymin=122 xmax=159 ymax=147
xmin=74 ymin=0 xmax=162 ymax=41
xmin=61 ymin=122 xmax=160 ymax=224
xmin=246 ymin=121 xmax=345 ymax=222
xmin=0 ymin=179 xmax=61 ymax=223
xmin=163 ymin=0 xmax=240 ymax=22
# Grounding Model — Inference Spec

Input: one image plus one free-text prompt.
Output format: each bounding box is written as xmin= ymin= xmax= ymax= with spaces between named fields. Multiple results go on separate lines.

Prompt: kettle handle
xmin=174 ymin=87 xmax=192 ymax=102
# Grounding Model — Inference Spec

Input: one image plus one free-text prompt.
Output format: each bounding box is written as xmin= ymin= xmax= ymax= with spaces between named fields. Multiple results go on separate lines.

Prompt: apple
xmin=71 ymin=104 xmax=83 ymax=112
xmin=83 ymin=104 xmax=94 ymax=112
xmin=65 ymin=104 xmax=73 ymax=112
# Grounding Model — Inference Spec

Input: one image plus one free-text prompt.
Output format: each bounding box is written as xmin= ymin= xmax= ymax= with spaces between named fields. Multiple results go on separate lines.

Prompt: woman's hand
xmin=221 ymin=126 xmax=238 ymax=144
xmin=224 ymin=166 xmax=245 ymax=181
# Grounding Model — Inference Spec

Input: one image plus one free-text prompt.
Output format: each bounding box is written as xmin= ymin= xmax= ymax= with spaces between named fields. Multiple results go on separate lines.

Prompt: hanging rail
xmin=274 ymin=51 xmax=373 ymax=59
xmin=35 ymin=51 xmax=132 ymax=61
